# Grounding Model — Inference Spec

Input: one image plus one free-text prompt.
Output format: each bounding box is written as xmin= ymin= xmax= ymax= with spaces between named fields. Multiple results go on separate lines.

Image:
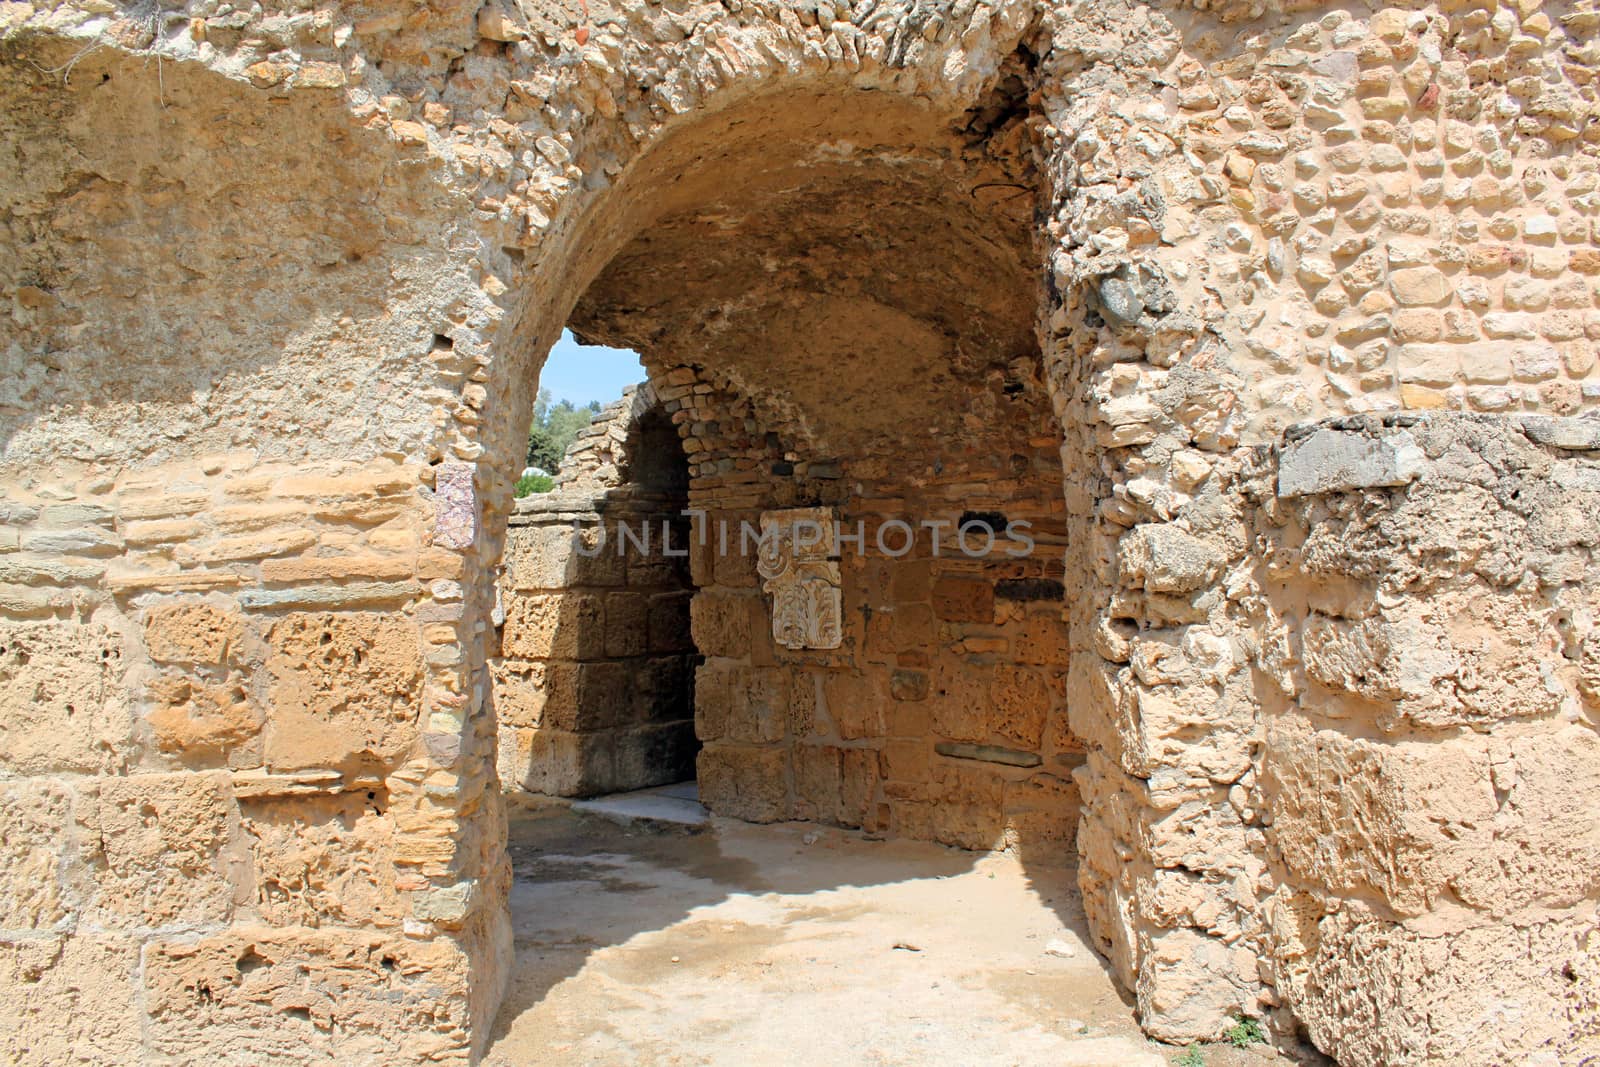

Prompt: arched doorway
xmin=495 ymin=383 xmax=700 ymax=798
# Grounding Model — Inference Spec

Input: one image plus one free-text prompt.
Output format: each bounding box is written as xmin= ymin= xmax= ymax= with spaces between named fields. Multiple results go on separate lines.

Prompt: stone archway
xmin=4 ymin=0 xmax=1600 ymax=1063
xmin=494 ymin=382 xmax=700 ymax=799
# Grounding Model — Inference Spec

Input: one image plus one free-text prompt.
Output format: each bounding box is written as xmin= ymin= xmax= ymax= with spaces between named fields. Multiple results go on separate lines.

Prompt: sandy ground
xmin=484 ymin=800 xmax=1316 ymax=1067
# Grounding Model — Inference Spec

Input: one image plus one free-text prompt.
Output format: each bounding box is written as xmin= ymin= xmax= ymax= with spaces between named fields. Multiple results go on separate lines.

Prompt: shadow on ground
xmin=483 ymin=800 xmax=1315 ymax=1067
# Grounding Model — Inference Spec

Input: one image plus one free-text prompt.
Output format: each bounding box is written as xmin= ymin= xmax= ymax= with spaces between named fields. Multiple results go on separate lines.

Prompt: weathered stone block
xmin=931 ymin=576 xmax=993 ymax=622
xmin=87 ymin=771 xmax=245 ymax=928
xmin=145 ymin=671 xmax=262 ymax=766
xmin=262 ymin=613 xmax=422 ymax=774
xmin=697 ymin=663 xmax=785 ymax=743
xmin=0 ymin=779 xmax=82 ymax=930
xmin=697 ymin=743 xmax=788 ymax=822
xmin=646 ymin=590 xmax=694 ymax=653
xmin=822 ymin=670 xmax=886 ymax=741
xmin=241 ymin=792 xmax=401 ymax=928
xmin=1278 ymin=427 xmax=1425 ymax=497
xmin=604 ymin=592 xmax=648 ymax=658
xmin=0 ymin=621 xmax=130 ymax=776
xmin=928 ymin=658 xmax=990 ymax=743
xmin=1274 ymin=904 xmax=1600 ymax=1067
xmin=1002 ymin=772 xmax=1080 ymax=862
xmin=143 ymin=601 xmax=244 ymax=664
xmin=791 ymin=743 xmax=842 ymax=824
xmin=502 ymin=727 xmax=600 ymax=795
xmin=141 ymin=925 xmax=475 ymax=1065
xmin=1264 ymin=717 xmax=1600 ymax=918
xmin=1014 ymin=613 xmax=1071 ymax=667
xmin=990 ymin=665 xmax=1048 ymax=750
xmin=505 ymin=522 xmax=623 ymax=589
xmin=1137 ymin=926 xmax=1259 ymax=1043
xmin=571 ymin=661 xmax=630 ymax=732
xmin=489 ymin=660 xmax=551 ymax=730
xmin=0 ymin=935 xmax=142 ymax=1066
xmin=1117 ymin=525 xmax=1220 ymax=595
xmin=926 ymin=764 xmax=1004 ymax=849
xmin=499 ymin=592 xmax=604 ymax=660
xmin=632 ymin=654 xmax=694 ymax=724
xmin=1300 ymin=596 xmax=1565 ymax=730
xmin=611 ymin=720 xmax=698 ymax=789
xmin=689 ymin=591 xmax=752 ymax=659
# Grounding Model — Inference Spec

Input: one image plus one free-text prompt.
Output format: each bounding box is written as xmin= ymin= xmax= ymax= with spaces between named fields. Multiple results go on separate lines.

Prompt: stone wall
xmin=1066 ymin=410 xmax=1600 ymax=1060
xmin=647 ymin=359 xmax=1085 ymax=855
xmin=1256 ymin=413 xmax=1600 ymax=1065
xmin=494 ymin=387 xmax=699 ymax=797
xmin=3 ymin=0 xmax=1599 ymax=1061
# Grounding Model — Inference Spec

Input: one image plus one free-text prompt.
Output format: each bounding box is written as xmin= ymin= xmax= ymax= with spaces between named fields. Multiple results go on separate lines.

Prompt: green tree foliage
xmin=513 ymin=473 xmax=554 ymax=498
xmin=525 ymin=388 xmax=600 ymax=473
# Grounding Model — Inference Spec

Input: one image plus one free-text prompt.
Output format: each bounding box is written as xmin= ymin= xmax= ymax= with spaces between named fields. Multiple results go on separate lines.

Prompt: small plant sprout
xmin=1224 ymin=1015 xmax=1266 ymax=1049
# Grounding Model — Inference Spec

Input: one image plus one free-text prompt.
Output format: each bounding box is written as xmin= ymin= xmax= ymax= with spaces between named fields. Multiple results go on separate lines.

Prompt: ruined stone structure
xmin=496 ymin=384 xmax=700 ymax=796
xmin=2 ymin=0 xmax=1598 ymax=1062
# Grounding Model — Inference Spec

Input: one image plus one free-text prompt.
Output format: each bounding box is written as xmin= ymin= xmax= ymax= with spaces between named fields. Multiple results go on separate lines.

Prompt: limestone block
xmin=603 ymin=592 xmax=648 ymax=658
xmin=1014 ymin=612 xmax=1071 ymax=666
xmin=0 ymin=621 xmax=130 ymax=776
xmin=86 ymin=771 xmax=247 ymax=928
xmin=888 ymin=602 xmax=936 ymax=652
xmin=0 ymin=779 xmax=83 ymax=930
xmin=143 ymin=601 xmax=244 ymax=664
xmin=610 ymin=720 xmax=698 ymax=790
xmin=698 ymin=663 xmax=786 ymax=743
xmin=498 ymin=592 xmax=604 ymax=661
xmin=262 ymin=613 xmax=422 ymax=774
xmin=631 ymin=654 xmax=694 ymax=724
xmin=1137 ymin=926 xmax=1259 ymax=1043
xmin=792 ymin=743 xmax=843 ymax=824
xmin=1300 ymin=593 xmax=1565 ymax=729
xmin=889 ymin=668 xmax=929 ymax=701
xmin=1115 ymin=679 xmax=1254 ymax=784
xmin=141 ymin=925 xmax=474 ymax=1065
xmin=646 ymin=590 xmax=694 ymax=653
xmin=1275 ymin=904 xmax=1600 ymax=1066
xmin=503 ymin=727 xmax=587 ymax=795
xmin=1388 ymin=266 xmax=1451 ymax=306
xmin=821 ymin=669 xmax=886 ymax=741
xmin=787 ymin=671 xmax=821 ymax=737
xmin=1116 ymin=525 xmax=1219 ymax=595
xmin=1520 ymin=415 xmax=1600 ymax=450
xmin=241 ymin=792 xmax=401 ymax=928
xmin=567 ymin=661 xmax=630 ymax=732
xmin=1002 ymin=772 xmax=1080 ymax=861
xmin=931 ymin=576 xmax=993 ymax=622
xmin=238 ymin=581 xmax=421 ymax=611
xmin=928 ymin=657 xmax=992 ymax=743
xmin=145 ymin=671 xmax=262 ymax=764
xmin=504 ymin=521 xmax=622 ymax=589
xmin=1277 ymin=427 xmax=1425 ymax=497
xmin=838 ymin=746 xmax=877 ymax=829
xmin=1265 ymin=717 xmax=1600 ymax=917
xmin=697 ymin=743 xmax=788 ymax=822
xmin=489 ymin=660 xmax=550 ymax=730
xmin=0 ymin=935 xmax=142 ymax=1066
xmin=926 ymin=763 xmax=1004 ymax=849
xmin=989 ymin=665 xmax=1048 ymax=750
xmin=689 ymin=591 xmax=752 ymax=659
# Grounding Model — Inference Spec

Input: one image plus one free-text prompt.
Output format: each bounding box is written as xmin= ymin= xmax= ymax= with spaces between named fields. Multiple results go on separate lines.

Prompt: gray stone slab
xmin=1278 ymin=428 xmax=1425 ymax=497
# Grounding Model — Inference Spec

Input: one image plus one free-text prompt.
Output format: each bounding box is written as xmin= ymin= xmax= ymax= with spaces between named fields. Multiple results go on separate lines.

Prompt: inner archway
xmin=482 ymin=59 xmax=1126 ymax=1059
xmin=495 ymin=381 xmax=700 ymax=799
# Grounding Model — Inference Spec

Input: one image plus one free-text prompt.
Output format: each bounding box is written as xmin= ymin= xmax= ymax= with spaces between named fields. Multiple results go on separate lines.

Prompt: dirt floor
xmin=484 ymin=799 xmax=1317 ymax=1067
